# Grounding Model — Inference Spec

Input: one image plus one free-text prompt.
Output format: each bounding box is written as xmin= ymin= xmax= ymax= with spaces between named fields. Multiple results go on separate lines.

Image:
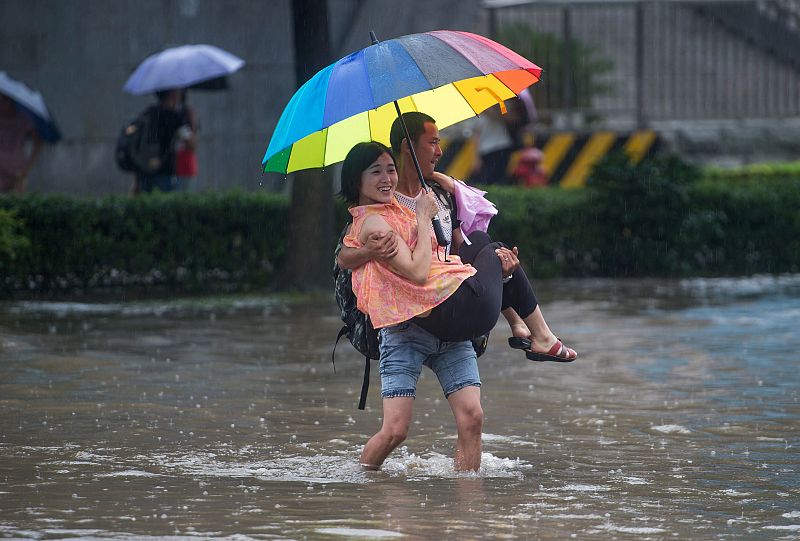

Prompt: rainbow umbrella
xmin=262 ymin=30 xmax=541 ymax=174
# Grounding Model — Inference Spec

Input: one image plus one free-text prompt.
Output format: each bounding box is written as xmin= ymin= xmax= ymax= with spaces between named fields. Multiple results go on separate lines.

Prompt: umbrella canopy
xmin=262 ymin=30 xmax=541 ymax=174
xmin=0 ymin=71 xmax=61 ymax=143
xmin=123 ymin=44 xmax=245 ymax=95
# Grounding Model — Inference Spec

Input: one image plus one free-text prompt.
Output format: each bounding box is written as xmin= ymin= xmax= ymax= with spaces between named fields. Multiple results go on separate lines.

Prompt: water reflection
xmin=1 ymin=277 xmax=799 ymax=539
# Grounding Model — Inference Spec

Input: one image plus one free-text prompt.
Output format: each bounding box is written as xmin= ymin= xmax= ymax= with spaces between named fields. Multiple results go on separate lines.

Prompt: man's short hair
xmin=389 ymin=112 xmax=437 ymax=155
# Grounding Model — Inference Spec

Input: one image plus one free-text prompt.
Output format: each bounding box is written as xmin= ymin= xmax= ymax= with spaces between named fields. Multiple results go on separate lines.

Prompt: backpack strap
xmin=332 ymin=324 xmax=374 ymax=410
xmin=429 ymin=180 xmax=460 ymax=229
xmin=331 ymin=325 xmax=349 ymax=373
xmin=358 ymin=354 xmax=370 ymax=410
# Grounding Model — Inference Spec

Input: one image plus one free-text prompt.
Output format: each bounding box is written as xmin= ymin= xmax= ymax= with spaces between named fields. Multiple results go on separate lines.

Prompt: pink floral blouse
xmin=344 ymin=199 xmax=476 ymax=329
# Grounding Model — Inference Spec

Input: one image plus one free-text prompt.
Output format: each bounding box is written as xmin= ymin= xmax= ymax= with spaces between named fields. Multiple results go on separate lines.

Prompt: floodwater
xmin=1 ymin=276 xmax=798 ymax=540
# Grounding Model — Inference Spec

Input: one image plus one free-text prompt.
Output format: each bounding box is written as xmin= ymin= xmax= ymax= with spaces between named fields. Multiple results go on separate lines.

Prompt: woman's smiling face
xmin=359 ymin=152 xmax=398 ymax=205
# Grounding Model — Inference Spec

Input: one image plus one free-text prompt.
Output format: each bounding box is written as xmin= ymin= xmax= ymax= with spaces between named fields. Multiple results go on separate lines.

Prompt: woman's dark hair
xmin=338 ymin=141 xmax=396 ymax=205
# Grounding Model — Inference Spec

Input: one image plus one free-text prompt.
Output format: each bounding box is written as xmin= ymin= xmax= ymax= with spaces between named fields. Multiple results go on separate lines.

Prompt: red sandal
xmin=508 ymin=337 xmax=577 ymax=363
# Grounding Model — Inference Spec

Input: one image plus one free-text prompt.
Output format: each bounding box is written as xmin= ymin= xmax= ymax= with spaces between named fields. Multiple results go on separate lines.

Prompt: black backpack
xmin=332 ymin=224 xmax=380 ymax=410
xmin=115 ymin=106 xmax=165 ymax=175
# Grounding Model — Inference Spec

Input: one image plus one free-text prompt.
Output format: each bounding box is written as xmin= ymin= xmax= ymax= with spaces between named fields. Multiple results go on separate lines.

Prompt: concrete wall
xmin=1 ymin=0 xmax=481 ymax=196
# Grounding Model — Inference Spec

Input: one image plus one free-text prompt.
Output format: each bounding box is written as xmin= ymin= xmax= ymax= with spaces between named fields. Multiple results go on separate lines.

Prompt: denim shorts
xmin=378 ymin=321 xmax=480 ymax=400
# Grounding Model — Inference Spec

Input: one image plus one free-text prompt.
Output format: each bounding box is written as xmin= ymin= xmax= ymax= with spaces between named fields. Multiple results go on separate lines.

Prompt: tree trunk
xmin=283 ymin=0 xmax=334 ymax=290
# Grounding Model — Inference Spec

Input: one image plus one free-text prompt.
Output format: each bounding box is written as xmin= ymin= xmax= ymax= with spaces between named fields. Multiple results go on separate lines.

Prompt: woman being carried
xmin=341 ymin=141 xmax=577 ymax=359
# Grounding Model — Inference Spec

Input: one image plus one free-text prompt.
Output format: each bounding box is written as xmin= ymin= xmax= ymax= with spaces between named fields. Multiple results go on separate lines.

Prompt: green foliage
xmin=1 ymin=167 xmax=798 ymax=297
xmin=691 ymin=177 xmax=800 ymax=275
xmin=485 ymin=185 xmax=593 ymax=277
xmin=0 ymin=191 xmax=289 ymax=293
xmin=585 ymin=152 xmax=708 ymax=276
xmin=495 ymin=22 xmax=615 ymax=110
xmin=0 ymin=207 xmax=30 ymax=285
xmin=485 ymin=153 xmax=800 ymax=278
xmin=703 ymin=160 xmax=800 ymax=182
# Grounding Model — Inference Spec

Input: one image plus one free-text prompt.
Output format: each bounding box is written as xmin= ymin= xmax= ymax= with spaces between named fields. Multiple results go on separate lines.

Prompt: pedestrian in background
xmin=0 ymin=94 xmax=43 ymax=194
xmin=129 ymin=88 xmax=197 ymax=195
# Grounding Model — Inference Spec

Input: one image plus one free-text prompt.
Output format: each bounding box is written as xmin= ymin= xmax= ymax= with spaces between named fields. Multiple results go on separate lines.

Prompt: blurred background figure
xmin=469 ymin=90 xmax=537 ymax=186
xmin=469 ymin=104 xmax=516 ymax=185
xmin=174 ymin=91 xmax=199 ymax=188
xmin=514 ymin=87 xmax=538 ymax=147
xmin=125 ymin=88 xmax=197 ymax=195
xmin=0 ymin=71 xmax=61 ymax=194
xmin=0 ymin=94 xmax=41 ymax=193
xmin=119 ymin=44 xmax=243 ymax=194
xmin=511 ymin=146 xmax=548 ymax=187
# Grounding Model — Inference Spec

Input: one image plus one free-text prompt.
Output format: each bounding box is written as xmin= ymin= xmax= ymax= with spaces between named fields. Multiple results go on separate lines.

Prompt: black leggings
xmin=413 ymin=231 xmax=539 ymax=342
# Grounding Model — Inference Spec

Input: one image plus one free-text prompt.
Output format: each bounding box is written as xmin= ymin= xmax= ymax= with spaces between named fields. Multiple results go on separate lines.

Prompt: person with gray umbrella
xmin=0 ymin=72 xmax=60 ymax=194
xmin=120 ymin=44 xmax=243 ymax=194
xmin=124 ymin=88 xmax=197 ymax=194
xmin=0 ymin=94 xmax=42 ymax=193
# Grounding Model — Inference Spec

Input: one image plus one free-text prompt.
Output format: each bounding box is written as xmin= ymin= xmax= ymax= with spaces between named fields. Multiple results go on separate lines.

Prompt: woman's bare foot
xmin=503 ymin=308 xmax=530 ymax=339
xmin=531 ymin=333 xmax=559 ymax=354
xmin=530 ymin=336 xmax=577 ymax=361
xmin=508 ymin=335 xmax=577 ymax=362
xmin=509 ymin=322 xmax=530 ymax=340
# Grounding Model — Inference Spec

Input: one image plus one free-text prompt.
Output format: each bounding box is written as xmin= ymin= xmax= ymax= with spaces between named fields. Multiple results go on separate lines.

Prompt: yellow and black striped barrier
xmin=440 ymin=130 xmax=659 ymax=187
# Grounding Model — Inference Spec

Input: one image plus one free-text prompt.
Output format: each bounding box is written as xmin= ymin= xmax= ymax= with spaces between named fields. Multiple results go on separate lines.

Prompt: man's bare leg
xmin=447 ymin=386 xmax=483 ymax=471
xmin=360 ymin=397 xmax=414 ymax=470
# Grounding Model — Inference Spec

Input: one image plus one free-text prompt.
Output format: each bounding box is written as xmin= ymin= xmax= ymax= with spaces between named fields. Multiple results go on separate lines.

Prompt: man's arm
xmin=337 ymin=229 xmax=399 ymax=270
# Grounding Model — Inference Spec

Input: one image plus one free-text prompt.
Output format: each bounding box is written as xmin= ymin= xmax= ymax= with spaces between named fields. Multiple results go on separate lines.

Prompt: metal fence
xmin=486 ymin=0 xmax=800 ymax=128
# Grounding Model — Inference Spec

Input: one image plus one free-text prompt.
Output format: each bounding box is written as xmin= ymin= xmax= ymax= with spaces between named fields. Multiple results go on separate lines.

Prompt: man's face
xmin=411 ymin=122 xmax=442 ymax=179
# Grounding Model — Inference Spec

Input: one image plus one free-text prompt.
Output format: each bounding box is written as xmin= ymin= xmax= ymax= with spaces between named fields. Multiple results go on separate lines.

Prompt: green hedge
xmin=1 ymin=158 xmax=798 ymax=295
xmin=703 ymin=160 xmax=800 ymax=182
xmin=690 ymin=177 xmax=800 ymax=275
xmin=484 ymin=153 xmax=800 ymax=278
xmin=0 ymin=191 xmax=288 ymax=293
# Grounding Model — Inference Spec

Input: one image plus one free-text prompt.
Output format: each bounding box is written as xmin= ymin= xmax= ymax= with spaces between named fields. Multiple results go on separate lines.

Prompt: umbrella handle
xmin=430 ymin=214 xmax=449 ymax=248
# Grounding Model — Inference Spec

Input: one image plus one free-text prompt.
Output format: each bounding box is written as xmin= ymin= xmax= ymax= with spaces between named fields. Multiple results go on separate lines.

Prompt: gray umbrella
xmin=123 ymin=44 xmax=245 ymax=95
xmin=0 ymin=71 xmax=61 ymax=143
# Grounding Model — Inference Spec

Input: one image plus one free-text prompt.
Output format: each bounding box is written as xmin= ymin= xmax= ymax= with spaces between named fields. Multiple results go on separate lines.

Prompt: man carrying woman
xmin=339 ymin=113 xmax=575 ymax=361
xmin=337 ymin=127 xmax=576 ymax=471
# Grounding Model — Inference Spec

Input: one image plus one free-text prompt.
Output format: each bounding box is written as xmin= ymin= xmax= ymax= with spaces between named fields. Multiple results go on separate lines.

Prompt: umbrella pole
xmin=371 ymin=30 xmax=447 ymax=246
xmin=393 ymin=101 xmax=448 ymax=247
xmin=392 ymin=100 xmax=430 ymax=192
